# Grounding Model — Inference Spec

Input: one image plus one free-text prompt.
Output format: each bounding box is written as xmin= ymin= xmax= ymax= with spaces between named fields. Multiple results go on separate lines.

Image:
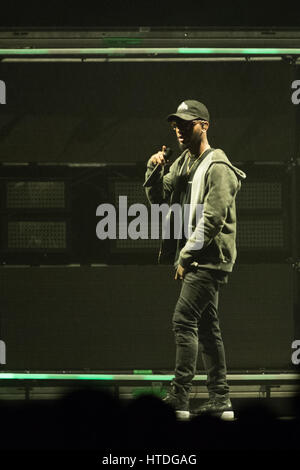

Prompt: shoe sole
xmin=176 ymin=410 xmax=190 ymax=420
xmin=220 ymin=410 xmax=234 ymax=421
xmin=191 ymin=410 xmax=235 ymax=421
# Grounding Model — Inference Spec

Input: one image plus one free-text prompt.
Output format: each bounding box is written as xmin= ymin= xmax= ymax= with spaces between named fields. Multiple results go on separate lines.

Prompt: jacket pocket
xmin=216 ymin=233 xmax=232 ymax=263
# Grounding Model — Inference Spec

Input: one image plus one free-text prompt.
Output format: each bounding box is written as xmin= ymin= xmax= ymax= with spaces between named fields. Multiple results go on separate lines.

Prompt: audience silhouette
xmin=0 ymin=382 xmax=299 ymax=453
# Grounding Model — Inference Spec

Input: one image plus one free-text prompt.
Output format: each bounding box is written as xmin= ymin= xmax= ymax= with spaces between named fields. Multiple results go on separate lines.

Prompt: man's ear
xmin=202 ymin=121 xmax=209 ymax=131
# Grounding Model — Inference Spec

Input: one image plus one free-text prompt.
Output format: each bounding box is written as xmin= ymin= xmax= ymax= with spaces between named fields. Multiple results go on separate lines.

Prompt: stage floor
xmin=0 ymin=372 xmax=299 ymax=407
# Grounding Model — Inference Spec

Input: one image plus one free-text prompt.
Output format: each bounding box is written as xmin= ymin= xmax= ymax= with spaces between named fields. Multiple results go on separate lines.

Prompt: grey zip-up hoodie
xmin=145 ymin=148 xmax=246 ymax=272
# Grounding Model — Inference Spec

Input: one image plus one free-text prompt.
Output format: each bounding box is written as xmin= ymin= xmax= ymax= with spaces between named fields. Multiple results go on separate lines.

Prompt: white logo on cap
xmin=178 ymin=101 xmax=188 ymax=111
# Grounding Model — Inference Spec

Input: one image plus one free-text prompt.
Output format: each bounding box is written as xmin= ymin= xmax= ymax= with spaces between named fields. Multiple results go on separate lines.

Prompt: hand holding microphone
xmin=149 ymin=145 xmax=169 ymax=166
xmin=143 ymin=145 xmax=173 ymax=187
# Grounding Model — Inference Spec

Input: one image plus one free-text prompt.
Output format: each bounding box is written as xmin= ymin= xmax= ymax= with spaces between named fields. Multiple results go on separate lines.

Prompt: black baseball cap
xmin=167 ymin=99 xmax=210 ymax=122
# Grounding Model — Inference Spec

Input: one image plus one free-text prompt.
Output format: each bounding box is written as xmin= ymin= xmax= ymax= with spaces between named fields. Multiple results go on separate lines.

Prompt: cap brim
xmin=166 ymin=112 xmax=197 ymax=122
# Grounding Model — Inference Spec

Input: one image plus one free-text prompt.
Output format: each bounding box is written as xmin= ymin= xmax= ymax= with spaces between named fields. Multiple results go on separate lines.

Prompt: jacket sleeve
xmin=144 ymin=158 xmax=178 ymax=205
xmin=178 ymin=163 xmax=239 ymax=268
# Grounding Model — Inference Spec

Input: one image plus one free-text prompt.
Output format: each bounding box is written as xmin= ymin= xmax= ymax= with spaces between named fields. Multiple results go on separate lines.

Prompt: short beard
xmin=178 ymin=142 xmax=187 ymax=152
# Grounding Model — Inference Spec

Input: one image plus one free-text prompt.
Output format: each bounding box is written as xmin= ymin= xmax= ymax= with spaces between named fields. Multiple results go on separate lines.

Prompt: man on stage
xmin=144 ymin=99 xmax=246 ymax=419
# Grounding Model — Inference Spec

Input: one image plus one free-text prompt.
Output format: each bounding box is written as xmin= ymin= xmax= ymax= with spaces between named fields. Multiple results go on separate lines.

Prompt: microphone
xmin=143 ymin=147 xmax=173 ymax=188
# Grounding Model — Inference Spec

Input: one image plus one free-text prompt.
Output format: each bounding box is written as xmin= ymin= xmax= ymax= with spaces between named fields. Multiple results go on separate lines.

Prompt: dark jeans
xmin=172 ymin=266 xmax=229 ymax=398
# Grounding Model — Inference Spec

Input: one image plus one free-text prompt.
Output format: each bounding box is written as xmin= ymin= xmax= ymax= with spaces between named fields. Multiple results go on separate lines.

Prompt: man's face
xmin=171 ymin=119 xmax=204 ymax=153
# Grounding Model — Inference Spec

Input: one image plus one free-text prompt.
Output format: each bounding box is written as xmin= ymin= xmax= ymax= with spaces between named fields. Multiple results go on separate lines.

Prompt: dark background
xmin=0 ymin=1 xmax=298 ymax=28
xmin=0 ymin=4 xmax=299 ymax=372
xmin=0 ymin=263 xmax=294 ymax=371
xmin=0 ymin=61 xmax=297 ymax=163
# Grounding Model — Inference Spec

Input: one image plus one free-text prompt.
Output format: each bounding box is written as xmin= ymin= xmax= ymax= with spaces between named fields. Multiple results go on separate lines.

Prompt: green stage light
xmin=0 ymin=48 xmax=300 ymax=56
